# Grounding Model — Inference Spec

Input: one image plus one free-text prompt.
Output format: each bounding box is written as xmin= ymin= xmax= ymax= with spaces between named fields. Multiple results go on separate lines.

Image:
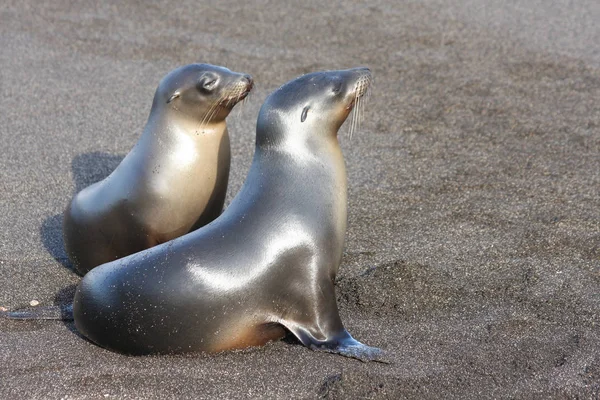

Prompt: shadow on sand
xmin=40 ymin=152 xmax=124 ymax=272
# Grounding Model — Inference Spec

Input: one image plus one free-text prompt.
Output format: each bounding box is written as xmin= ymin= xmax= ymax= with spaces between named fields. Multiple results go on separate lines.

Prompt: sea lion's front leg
xmin=290 ymin=324 xmax=386 ymax=362
xmin=278 ymin=276 xmax=387 ymax=363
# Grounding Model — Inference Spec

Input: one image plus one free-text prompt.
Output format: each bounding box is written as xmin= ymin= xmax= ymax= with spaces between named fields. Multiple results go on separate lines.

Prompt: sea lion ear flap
xmin=301 ymin=106 xmax=310 ymax=122
xmin=167 ymin=92 xmax=180 ymax=104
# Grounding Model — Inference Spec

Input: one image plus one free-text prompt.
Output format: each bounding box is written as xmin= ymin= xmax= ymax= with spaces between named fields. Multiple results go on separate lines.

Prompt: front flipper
xmin=316 ymin=332 xmax=387 ymax=363
xmin=282 ymin=323 xmax=389 ymax=363
xmin=273 ymin=262 xmax=389 ymax=363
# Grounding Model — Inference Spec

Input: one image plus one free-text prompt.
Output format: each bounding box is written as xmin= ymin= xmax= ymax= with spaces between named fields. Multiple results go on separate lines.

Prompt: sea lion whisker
xmin=351 ymin=89 xmax=360 ymax=139
xmin=349 ymin=95 xmax=355 ymax=139
xmin=200 ymin=92 xmax=226 ymax=131
xmin=357 ymin=94 xmax=361 ymax=132
xmin=239 ymin=91 xmax=252 ymax=116
xmin=201 ymin=105 xmax=217 ymax=130
xmin=352 ymin=91 xmax=360 ymax=135
xmin=204 ymin=95 xmax=225 ymax=127
xmin=355 ymin=92 xmax=360 ymax=136
xmin=360 ymin=89 xmax=367 ymax=128
xmin=199 ymin=97 xmax=220 ymax=129
xmin=227 ymin=83 xmax=243 ymax=107
xmin=198 ymin=103 xmax=214 ymax=131
xmin=347 ymin=103 xmax=353 ymax=139
xmin=350 ymin=96 xmax=355 ymax=139
xmin=200 ymin=98 xmax=221 ymax=131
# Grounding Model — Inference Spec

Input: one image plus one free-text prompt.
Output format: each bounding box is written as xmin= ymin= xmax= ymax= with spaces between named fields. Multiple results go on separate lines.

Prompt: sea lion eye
xmin=198 ymin=75 xmax=219 ymax=91
xmin=203 ymin=79 xmax=217 ymax=89
xmin=301 ymin=106 xmax=309 ymax=122
xmin=167 ymin=92 xmax=180 ymax=103
xmin=331 ymin=83 xmax=342 ymax=95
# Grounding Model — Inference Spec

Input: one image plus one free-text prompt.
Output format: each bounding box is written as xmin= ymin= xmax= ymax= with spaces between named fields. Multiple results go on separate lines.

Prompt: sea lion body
xmin=74 ymin=68 xmax=381 ymax=361
xmin=63 ymin=64 xmax=253 ymax=275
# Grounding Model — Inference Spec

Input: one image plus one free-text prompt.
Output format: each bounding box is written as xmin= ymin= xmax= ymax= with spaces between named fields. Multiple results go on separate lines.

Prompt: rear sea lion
xmin=63 ymin=64 xmax=253 ymax=275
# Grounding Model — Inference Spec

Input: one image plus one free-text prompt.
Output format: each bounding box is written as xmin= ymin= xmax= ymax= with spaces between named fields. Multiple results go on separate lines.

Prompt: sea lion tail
xmin=1 ymin=303 xmax=74 ymax=320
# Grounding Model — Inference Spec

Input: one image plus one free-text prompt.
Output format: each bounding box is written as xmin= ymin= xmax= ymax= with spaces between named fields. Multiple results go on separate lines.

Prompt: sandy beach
xmin=1 ymin=0 xmax=599 ymax=398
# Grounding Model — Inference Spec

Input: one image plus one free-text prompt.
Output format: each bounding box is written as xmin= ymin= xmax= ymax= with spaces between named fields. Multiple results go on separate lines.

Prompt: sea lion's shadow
xmin=52 ymin=284 xmax=80 ymax=336
xmin=40 ymin=152 xmax=124 ymax=272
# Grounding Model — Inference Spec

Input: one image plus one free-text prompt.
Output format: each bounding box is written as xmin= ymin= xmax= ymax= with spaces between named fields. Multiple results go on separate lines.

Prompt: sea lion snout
xmin=351 ymin=68 xmax=371 ymax=97
xmin=346 ymin=68 xmax=372 ymax=98
xmin=346 ymin=66 xmax=371 ymax=80
xmin=243 ymin=74 xmax=254 ymax=94
xmin=243 ymin=74 xmax=254 ymax=87
xmin=219 ymin=73 xmax=254 ymax=106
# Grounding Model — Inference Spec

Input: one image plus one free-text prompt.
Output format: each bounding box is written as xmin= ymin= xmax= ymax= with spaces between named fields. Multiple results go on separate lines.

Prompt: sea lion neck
xmin=145 ymin=108 xmax=227 ymax=138
xmin=256 ymin=122 xmax=340 ymax=157
xmin=253 ymin=126 xmax=346 ymax=189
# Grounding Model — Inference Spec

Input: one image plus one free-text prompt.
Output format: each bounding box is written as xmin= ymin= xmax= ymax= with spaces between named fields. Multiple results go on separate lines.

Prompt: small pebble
xmin=29 ymin=300 xmax=39 ymax=307
xmin=0 ymin=306 xmax=7 ymax=312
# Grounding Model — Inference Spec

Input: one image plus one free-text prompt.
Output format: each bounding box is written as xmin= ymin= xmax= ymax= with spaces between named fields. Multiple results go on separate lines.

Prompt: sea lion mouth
xmin=236 ymin=86 xmax=253 ymax=101
xmin=346 ymin=72 xmax=372 ymax=110
xmin=220 ymin=77 xmax=254 ymax=107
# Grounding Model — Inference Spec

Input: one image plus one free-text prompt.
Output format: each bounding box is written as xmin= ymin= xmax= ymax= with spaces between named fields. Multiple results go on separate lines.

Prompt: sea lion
xmin=63 ymin=64 xmax=253 ymax=275
xmin=73 ymin=67 xmax=383 ymax=362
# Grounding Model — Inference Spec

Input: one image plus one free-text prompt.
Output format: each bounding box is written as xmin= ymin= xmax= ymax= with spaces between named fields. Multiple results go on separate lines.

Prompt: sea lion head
xmin=256 ymin=67 xmax=371 ymax=147
xmin=157 ymin=63 xmax=253 ymax=123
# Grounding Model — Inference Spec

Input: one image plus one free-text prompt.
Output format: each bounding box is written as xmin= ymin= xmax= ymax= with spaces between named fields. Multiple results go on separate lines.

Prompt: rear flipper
xmin=283 ymin=323 xmax=389 ymax=363
xmin=1 ymin=304 xmax=74 ymax=320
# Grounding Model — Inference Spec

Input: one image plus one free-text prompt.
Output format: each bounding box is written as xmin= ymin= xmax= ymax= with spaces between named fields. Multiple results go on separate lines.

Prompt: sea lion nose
xmin=354 ymin=69 xmax=372 ymax=97
xmin=243 ymin=74 xmax=254 ymax=89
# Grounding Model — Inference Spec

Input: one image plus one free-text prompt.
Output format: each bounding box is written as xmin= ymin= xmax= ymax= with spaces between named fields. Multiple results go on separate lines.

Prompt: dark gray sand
xmin=1 ymin=0 xmax=599 ymax=398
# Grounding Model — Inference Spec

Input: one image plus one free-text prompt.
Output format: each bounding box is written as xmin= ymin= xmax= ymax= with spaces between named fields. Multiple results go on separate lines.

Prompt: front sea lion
xmin=63 ymin=64 xmax=253 ymax=275
xmin=73 ymin=67 xmax=383 ymax=361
